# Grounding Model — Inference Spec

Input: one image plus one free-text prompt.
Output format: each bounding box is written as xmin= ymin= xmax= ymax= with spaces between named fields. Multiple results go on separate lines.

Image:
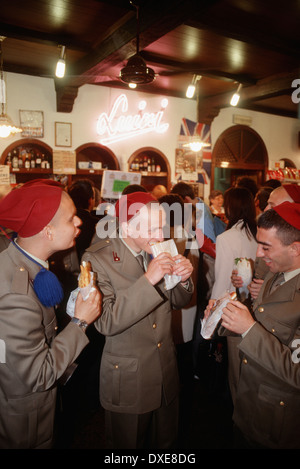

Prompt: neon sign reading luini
xmin=96 ymin=94 xmax=169 ymax=145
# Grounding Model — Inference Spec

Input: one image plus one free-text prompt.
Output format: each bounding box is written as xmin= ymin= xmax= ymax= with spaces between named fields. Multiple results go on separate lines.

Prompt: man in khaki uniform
xmin=83 ymin=192 xmax=193 ymax=449
xmin=220 ymin=202 xmax=300 ymax=448
xmin=0 ymin=180 xmax=101 ymax=448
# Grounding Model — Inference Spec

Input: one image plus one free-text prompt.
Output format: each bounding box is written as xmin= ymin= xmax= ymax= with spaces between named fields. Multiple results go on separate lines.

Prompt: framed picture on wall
xmin=19 ymin=110 xmax=44 ymax=137
xmin=55 ymin=122 xmax=72 ymax=147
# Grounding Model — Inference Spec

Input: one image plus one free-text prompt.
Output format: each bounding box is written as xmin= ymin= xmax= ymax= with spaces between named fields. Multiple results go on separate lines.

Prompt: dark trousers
xmin=105 ymin=395 xmax=179 ymax=449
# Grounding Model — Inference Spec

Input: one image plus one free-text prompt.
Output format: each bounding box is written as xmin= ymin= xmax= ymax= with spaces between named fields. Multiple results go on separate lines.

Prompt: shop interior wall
xmin=2 ymin=72 xmax=300 ymax=187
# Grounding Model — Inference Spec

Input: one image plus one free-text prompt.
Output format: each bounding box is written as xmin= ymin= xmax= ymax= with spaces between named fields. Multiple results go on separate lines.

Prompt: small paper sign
xmin=0 ymin=165 xmax=10 ymax=185
xmin=53 ymin=150 xmax=76 ymax=174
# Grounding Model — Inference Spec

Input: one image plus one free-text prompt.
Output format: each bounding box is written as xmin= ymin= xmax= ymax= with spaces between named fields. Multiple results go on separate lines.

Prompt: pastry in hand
xmin=79 ymin=261 xmax=92 ymax=288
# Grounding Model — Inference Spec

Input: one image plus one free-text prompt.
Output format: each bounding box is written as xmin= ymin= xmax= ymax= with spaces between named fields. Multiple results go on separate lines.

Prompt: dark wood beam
xmin=56 ymin=0 xmax=221 ymax=111
xmin=197 ymin=70 xmax=299 ymax=123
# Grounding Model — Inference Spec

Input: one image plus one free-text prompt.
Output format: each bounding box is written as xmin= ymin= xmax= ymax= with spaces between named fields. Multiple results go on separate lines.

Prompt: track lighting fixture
xmin=230 ymin=83 xmax=242 ymax=106
xmin=55 ymin=46 xmax=66 ymax=78
xmin=186 ymin=75 xmax=201 ymax=99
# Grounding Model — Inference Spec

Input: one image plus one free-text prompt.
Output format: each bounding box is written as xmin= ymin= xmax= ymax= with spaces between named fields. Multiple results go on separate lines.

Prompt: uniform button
xmin=114 ymin=364 xmax=119 ymax=369
xmin=279 ymin=400 xmax=285 ymax=406
xmin=258 ymin=307 xmax=264 ymax=313
xmin=19 ymin=267 xmax=25 ymax=271
xmin=152 ymin=323 xmax=157 ymax=329
xmin=157 ymin=342 xmax=162 ymax=348
xmin=243 ymin=358 xmax=248 ymax=364
xmin=271 ymin=328 xmax=275 ymax=333
xmin=54 ymin=326 xmax=58 ymax=331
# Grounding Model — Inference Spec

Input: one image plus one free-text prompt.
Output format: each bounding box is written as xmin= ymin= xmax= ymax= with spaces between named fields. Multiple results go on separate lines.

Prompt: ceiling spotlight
xmin=230 ymin=83 xmax=242 ymax=106
xmin=55 ymin=45 xmax=66 ymax=78
xmin=128 ymin=82 xmax=137 ymax=89
xmin=186 ymin=75 xmax=201 ymax=99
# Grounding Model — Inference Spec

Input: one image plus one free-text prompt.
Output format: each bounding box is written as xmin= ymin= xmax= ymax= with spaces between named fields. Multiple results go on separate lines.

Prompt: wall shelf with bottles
xmin=127 ymin=147 xmax=171 ymax=191
xmin=0 ymin=139 xmax=53 ymax=183
xmin=72 ymin=142 xmax=120 ymax=188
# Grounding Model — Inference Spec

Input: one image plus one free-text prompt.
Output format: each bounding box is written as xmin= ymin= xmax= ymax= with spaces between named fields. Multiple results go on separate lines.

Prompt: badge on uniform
xmin=113 ymin=251 xmax=120 ymax=262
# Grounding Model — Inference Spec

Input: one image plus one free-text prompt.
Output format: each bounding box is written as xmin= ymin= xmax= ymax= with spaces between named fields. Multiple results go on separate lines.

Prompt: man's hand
xmin=231 ymin=269 xmax=243 ymax=288
xmin=145 ymin=252 xmax=175 ymax=286
xmin=248 ymin=278 xmax=264 ymax=299
xmin=221 ymin=300 xmax=255 ymax=335
xmin=74 ymin=289 xmax=102 ymax=324
xmin=172 ymin=254 xmax=193 ymax=283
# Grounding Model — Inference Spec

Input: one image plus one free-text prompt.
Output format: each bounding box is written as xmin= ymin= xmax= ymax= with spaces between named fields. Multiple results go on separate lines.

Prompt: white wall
xmin=2 ymin=72 xmax=300 ymax=182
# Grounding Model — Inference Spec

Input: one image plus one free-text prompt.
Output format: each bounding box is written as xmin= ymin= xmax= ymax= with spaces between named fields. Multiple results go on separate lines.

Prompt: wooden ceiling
xmin=0 ymin=0 xmax=299 ymax=121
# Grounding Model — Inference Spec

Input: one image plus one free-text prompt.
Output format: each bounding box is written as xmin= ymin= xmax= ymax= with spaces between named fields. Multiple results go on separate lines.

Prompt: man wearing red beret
xmin=219 ymin=202 xmax=300 ymax=448
xmin=83 ymin=192 xmax=193 ymax=448
xmin=232 ymin=183 xmax=300 ymax=298
xmin=0 ymin=179 xmax=102 ymax=448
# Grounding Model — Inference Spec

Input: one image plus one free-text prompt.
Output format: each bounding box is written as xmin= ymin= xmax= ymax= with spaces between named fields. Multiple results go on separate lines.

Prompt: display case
xmin=127 ymin=147 xmax=171 ymax=192
xmin=0 ymin=138 xmax=53 ymax=183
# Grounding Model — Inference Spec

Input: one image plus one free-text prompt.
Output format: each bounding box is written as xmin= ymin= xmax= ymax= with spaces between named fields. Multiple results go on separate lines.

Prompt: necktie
xmin=269 ymin=272 xmax=284 ymax=294
xmin=136 ymin=254 xmax=145 ymax=271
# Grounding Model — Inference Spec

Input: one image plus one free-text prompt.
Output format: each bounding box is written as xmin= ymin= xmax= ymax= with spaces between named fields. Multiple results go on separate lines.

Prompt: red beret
xmin=115 ymin=191 xmax=157 ymax=223
xmin=0 ymin=179 xmax=63 ymax=237
xmin=283 ymin=184 xmax=300 ymax=203
xmin=273 ymin=202 xmax=300 ymax=230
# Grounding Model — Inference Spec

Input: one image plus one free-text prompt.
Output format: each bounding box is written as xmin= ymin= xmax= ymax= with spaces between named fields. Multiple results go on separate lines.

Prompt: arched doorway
xmin=212 ymin=125 xmax=268 ymax=192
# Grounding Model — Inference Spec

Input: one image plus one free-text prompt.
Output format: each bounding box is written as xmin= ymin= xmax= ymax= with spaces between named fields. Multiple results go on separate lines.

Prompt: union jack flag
xmin=178 ymin=118 xmax=212 ymax=182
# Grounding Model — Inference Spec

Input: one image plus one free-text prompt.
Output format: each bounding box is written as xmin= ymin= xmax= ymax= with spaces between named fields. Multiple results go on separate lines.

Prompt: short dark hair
xmin=122 ymin=184 xmax=147 ymax=195
xmin=68 ymin=179 xmax=94 ymax=209
xmin=158 ymin=194 xmax=185 ymax=227
xmin=171 ymin=182 xmax=195 ymax=200
xmin=258 ymin=209 xmax=300 ymax=245
xmin=236 ymin=176 xmax=258 ymax=198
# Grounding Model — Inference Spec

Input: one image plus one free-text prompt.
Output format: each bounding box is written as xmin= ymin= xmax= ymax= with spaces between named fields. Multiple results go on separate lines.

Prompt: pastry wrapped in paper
xmin=78 ymin=260 xmax=96 ymax=300
xmin=150 ymin=239 xmax=181 ymax=290
xmin=201 ymin=291 xmax=237 ymax=339
xmin=234 ymin=257 xmax=253 ymax=297
xmin=66 ymin=261 xmax=96 ymax=317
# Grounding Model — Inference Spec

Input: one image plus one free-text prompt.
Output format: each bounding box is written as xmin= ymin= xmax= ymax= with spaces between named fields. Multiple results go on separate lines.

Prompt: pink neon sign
xmin=96 ymin=94 xmax=169 ymax=145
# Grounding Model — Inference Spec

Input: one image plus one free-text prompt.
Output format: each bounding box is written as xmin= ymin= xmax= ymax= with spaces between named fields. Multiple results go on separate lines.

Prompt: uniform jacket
xmin=233 ymin=270 xmax=300 ymax=448
xmin=83 ymin=235 xmax=193 ymax=414
xmin=0 ymin=243 xmax=89 ymax=449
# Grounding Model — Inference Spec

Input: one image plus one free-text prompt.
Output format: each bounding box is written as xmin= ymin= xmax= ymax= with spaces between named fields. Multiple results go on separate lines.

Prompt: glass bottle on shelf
xmin=139 ymin=157 xmax=143 ymax=171
xmin=18 ymin=149 xmax=24 ymax=168
xmin=151 ymin=158 xmax=155 ymax=172
xmin=12 ymin=149 xmax=19 ymax=169
xmin=156 ymin=163 xmax=161 ymax=172
xmin=30 ymin=150 xmax=36 ymax=168
xmin=143 ymin=155 xmax=148 ymax=171
xmin=35 ymin=152 xmax=41 ymax=168
xmin=6 ymin=152 xmax=12 ymax=168
xmin=24 ymin=151 xmax=30 ymax=169
xmin=147 ymin=158 xmax=152 ymax=172
xmin=41 ymin=154 xmax=46 ymax=169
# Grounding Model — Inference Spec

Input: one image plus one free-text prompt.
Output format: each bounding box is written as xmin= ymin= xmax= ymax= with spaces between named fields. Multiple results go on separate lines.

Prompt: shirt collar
xmin=284 ymin=268 xmax=300 ymax=283
xmin=15 ymin=239 xmax=49 ymax=269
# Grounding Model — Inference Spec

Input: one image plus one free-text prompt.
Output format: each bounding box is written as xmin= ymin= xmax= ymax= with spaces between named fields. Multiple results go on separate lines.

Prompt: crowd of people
xmin=0 ymin=175 xmax=299 ymax=450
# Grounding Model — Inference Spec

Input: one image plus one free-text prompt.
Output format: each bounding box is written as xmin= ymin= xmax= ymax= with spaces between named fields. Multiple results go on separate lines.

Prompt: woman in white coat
xmin=209 ymin=187 xmax=257 ymax=405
